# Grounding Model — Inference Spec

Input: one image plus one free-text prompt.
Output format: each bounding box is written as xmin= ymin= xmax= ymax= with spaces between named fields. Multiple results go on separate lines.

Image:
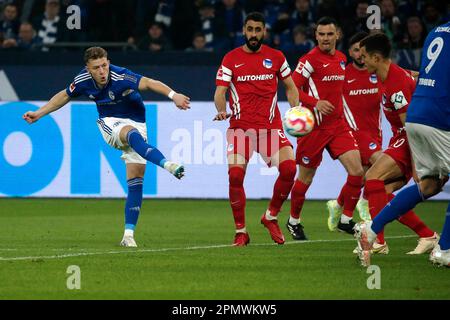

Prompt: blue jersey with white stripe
xmin=407 ymin=22 xmax=450 ymax=131
xmin=66 ymin=64 xmax=145 ymax=122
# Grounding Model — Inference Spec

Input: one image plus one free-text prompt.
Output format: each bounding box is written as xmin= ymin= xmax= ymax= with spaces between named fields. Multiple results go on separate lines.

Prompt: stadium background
xmin=1 ymin=0 xmax=449 ymax=200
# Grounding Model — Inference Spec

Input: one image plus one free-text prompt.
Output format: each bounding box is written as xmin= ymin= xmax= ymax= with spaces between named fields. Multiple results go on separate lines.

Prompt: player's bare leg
xmin=288 ymin=166 xmax=317 ymax=240
xmin=119 ymin=125 xmax=184 ymax=179
xmin=329 ymin=150 xmax=364 ymax=234
xmin=120 ymin=163 xmax=146 ymax=248
xmin=228 ymin=154 xmax=250 ymax=246
xmin=261 ymin=146 xmax=296 ymax=244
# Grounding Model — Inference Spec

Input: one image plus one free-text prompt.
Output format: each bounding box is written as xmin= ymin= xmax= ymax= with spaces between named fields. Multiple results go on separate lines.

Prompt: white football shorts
xmin=97 ymin=117 xmax=148 ymax=164
xmin=406 ymin=122 xmax=450 ymax=179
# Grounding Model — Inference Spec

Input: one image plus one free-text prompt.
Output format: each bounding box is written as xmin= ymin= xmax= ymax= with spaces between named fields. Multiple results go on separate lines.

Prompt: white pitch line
xmin=0 ymin=235 xmax=416 ymax=262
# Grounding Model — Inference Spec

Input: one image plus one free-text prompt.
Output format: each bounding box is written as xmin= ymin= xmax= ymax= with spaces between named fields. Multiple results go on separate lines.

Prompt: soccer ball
xmin=283 ymin=106 xmax=315 ymax=137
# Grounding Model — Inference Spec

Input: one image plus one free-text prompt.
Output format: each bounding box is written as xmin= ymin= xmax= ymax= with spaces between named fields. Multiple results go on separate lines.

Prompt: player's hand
xmin=213 ymin=112 xmax=230 ymax=121
xmin=22 ymin=111 xmax=41 ymax=124
xmin=315 ymin=100 xmax=334 ymax=115
xmin=173 ymin=93 xmax=191 ymax=110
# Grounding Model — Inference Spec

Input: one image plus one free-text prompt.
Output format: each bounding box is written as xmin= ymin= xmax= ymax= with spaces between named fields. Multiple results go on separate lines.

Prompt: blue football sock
xmin=372 ymin=184 xmax=424 ymax=234
xmin=127 ymin=129 xmax=167 ymax=168
xmin=124 ymin=177 xmax=143 ymax=231
xmin=438 ymin=202 xmax=450 ymax=250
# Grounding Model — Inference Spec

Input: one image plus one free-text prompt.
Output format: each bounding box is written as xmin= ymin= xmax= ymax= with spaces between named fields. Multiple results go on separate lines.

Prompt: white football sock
xmin=340 ymin=214 xmax=352 ymax=224
xmin=289 ymin=216 xmax=300 ymax=225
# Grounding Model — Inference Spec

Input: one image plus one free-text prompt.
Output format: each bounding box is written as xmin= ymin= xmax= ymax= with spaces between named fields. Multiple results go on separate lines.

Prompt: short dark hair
xmin=244 ymin=12 xmax=265 ymax=26
xmin=84 ymin=46 xmax=108 ymax=64
xmin=348 ymin=31 xmax=368 ymax=47
xmin=360 ymin=32 xmax=392 ymax=58
xmin=316 ymin=16 xmax=338 ymax=28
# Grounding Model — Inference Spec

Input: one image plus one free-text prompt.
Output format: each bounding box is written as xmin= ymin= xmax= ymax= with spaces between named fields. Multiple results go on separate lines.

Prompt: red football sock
xmin=365 ymin=179 xmax=387 ymax=243
xmin=387 ymin=193 xmax=435 ymax=238
xmin=338 ymin=175 xmax=363 ymax=218
xmin=290 ymin=180 xmax=311 ymax=220
xmin=269 ymin=160 xmax=296 ymax=216
xmin=229 ymin=167 xmax=246 ymax=230
xmin=337 ymin=191 xmax=344 ymax=207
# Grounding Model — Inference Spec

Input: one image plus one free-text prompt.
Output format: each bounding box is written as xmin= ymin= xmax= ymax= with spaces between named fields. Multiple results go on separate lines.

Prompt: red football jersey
xmin=292 ymin=47 xmax=347 ymax=130
xmin=379 ymin=63 xmax=416 ymax=133
xmin=342 ymin=63 xmax=381 ymax=136
xmin=216 ymin=45 xmax=291 ymax=129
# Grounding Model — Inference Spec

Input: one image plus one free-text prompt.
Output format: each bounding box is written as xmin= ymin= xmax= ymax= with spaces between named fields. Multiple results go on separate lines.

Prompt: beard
xmin=245 ymin=36 xmax=264 ymax=52
xmin=353 ymin=59 xmax=365 ymax=68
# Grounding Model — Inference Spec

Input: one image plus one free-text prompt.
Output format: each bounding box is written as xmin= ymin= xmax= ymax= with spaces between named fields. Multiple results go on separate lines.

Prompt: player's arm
xmin=138 ymin=76 xmax=190 ymax=110
xmin=281 ymin=76 xmax=299 ymax=108
xmin=213 ymin=85 xmax=229 ymax=121
xmin=23 ymin=89 xmax=70 ymax=124
xmin=292 ymin=60 xmax=334 ymax=115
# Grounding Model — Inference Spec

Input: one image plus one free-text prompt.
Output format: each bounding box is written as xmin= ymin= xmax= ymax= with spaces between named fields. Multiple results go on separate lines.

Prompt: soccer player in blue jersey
xmin=355 ymin=23 xmax=450 ymax=267
xmin=23 ymin=47 xmax=191 ymax=248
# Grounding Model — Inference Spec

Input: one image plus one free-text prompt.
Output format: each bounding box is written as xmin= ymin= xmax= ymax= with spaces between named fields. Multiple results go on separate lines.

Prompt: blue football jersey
xmin=66 ymin=64 xmax=145 ymax=123
xmin=407 ymin=22 xmax=450 ymax=131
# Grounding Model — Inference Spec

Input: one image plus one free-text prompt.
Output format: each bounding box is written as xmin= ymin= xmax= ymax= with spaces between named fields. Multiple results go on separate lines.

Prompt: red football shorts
xmin=295 ymin=122 xmax=359 ymax=168
xmin=226 ymin=128 xmax=292 ymax=166
xmin=353 ymin=130 xmax=382 ymax=166
xmin=383 ymin=130 xmax=412 ymax=180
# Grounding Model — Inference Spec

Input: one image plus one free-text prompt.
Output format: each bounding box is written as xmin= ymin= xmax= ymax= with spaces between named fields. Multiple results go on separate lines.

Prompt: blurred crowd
xmin=0 ymin=0 xmax=449 ymax=67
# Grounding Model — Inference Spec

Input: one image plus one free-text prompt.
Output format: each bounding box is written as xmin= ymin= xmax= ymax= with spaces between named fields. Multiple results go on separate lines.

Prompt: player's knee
xmin=420 ymin=178 xmax=441 ymax=198
xmin=278 ymin=160 xmax=297 ymax=181
xmin=229 ymin=167 xmax=245 ymax=187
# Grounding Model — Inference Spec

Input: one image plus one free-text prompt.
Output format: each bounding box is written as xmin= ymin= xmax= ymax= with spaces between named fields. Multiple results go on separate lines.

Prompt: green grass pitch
xmin=0 ymin=198 xmax=448 ymax=300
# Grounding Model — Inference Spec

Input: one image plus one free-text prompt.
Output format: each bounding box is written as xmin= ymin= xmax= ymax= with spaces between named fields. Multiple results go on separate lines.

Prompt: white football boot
xmin=429 ymin=244 xmax=450 ymax=267
xmin=120 ymin=236 xmax=137 ymax=248
xmin=164 ymin=161 xmax=185 ymax=179
xmin=407 ymin=232 xmax=439 ymax=255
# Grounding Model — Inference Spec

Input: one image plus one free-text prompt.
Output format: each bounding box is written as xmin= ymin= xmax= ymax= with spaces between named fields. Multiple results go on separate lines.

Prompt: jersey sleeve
xmin=389 ymin=90 xmax=410 ymax=114
xmin=65 ymin=78 xmax=84 ymax=98
xmin=277 ymin=51 xmax=291 ymax=80
xmin=292 ymin=56 xmax=319 ymax=109
xmin=216 ymin=54 xmax=233 ymax=87
xmin=122 ymin=68 xmax=143 ymax=90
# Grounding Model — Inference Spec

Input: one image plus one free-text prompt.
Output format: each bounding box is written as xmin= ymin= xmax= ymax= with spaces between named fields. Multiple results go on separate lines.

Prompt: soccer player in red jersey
xmin=214 ymin=12 xmax=300 ymax=246
xmin=289 ymin=17 xmax=365 ymax=240
xmin=326 ymin=31 xmax=382 ymax=233
xmin=359 ymin=33 xmax=438 ymax=255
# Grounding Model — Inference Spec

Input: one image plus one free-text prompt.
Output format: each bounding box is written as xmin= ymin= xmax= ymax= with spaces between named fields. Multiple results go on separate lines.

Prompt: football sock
xmin=371 ymin=184 xmax=424 ymax=234
xmin=229 ymin=167 xmax=246 ymax=230
xmin=438 ymin=202 xmax=450 ymax=250
xmin=290 ymin=180 xmax=311 ymax=220
xmin=340 ymin=214 xmax=351 ymax=224
xmin=124 ymin=177 xmax=143 ymax=232
xmin=236 ymin=227 xmax=247 ymax=234
xmin=390 ymin=193 xmax=435 ymax=238
xmin=365 ymin=179 xmax=387 ymax=243
xmin=127 ymin=129 xmax=167 ymax=168
xmin=268 ymin=160 xmax=296 ymax=217
xmin=289 ymin=216 xmax=300 ymax=225
xmin=339 ymin=175 xmax=363 ymax=218
xmin=337 ymin=192 xmax=344 ymax=207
